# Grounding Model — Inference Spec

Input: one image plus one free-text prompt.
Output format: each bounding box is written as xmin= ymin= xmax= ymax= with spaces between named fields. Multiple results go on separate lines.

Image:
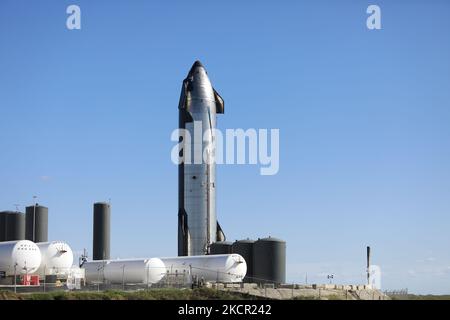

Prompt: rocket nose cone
xmin=192 ymin=60 xmax=204 ymax=69
xmin=185 ymin=60 xmax=214 ymax=99
xmin=188 ymin=60 xmax=206 ymax=76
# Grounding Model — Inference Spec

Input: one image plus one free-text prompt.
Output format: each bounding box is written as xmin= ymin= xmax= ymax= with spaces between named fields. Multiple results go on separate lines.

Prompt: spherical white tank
xmin=160 ymin=254 xmax=247 ymax=283
xmin=37 ymin=241 xmax=74 ymax=276
xmin=0 ymin=240 xmax=42 ymax=275
xmin=82 ymin=258 xmax=166 ymax=284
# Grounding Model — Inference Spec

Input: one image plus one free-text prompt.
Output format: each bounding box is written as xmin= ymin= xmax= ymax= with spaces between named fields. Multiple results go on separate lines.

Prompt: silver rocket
xmin=178 ymin=61 xmax=226 ymax=256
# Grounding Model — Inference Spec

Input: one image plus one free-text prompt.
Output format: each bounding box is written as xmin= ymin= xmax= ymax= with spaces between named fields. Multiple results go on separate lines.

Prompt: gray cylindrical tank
xmin=5 ymin=212 xmax=25 ymax=241
xmin=93 ymin=202 xmax=110 ymax=260
xmin=209 ymin=241 xmax=233 ymax=255
xmin=232 ymin=239 xmax=255 ymax=283
xmin=25 ymin=205 xmax=49 ymax=243
xmin=253 ymin=237 xmax=286 ymax=285
xmin=0 ymin=212 xmax=7 ymax=242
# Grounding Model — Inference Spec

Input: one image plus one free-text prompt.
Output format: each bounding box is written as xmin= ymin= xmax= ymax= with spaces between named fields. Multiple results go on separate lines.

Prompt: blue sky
xmin=1 ymin=0 xmax=450 ymax=294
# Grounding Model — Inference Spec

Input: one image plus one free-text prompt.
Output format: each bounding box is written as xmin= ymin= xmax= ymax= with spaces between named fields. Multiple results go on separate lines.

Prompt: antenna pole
xmin=367 ymin=246 xmax=371 ymax=285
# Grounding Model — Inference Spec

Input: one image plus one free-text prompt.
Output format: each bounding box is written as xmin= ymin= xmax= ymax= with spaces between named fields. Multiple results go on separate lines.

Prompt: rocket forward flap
xmin=179 ymin=79 xmax=193 ymax=126
xmin=216 ymin=221 xmax=226 ymax=242
xmin=178 ymin=79 xmax=189 ymax=110
xmin=214 ymin=88 xmax=224 ymax=114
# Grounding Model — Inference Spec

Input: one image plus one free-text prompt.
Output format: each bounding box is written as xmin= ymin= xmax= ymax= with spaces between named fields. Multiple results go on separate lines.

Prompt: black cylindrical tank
xmin=0 ymin=212 xmax=7 ymax=242
xmin=25 ymin=205 xmax=48 ymax=242
xmin=253 ymin=237 xmax=286 ymax=285
xmin=209 ymin=241 xmax=233 ymax=254
xmin=5 ymin=211 xmax=25 ymax=241
xmin=232 ymin=239 xmax=255 ymax=283
xmin=93 ymin=202 xmax=111 ymax=260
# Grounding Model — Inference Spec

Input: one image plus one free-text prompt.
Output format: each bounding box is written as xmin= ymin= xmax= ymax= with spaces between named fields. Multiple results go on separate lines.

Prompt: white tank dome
xmin=83 ymin=258 xmax=166 ymax=284
xmin=37 ymin=241 xmax=74 ymax=275
xmin=145 ymin=258 xmax=166 ymax=284
xmin=0 ymin=240 xmax=42 ymax=275
xmin=160 ymin=254 xmax=247 ymax=283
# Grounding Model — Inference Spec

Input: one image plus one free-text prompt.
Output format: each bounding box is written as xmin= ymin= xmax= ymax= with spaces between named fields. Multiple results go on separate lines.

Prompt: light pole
xmin=24 ymin=262 xmax=28 ymax=286
xmin=367 ymin=246 xmax=371 ymax=286
xmin=32 ymin=196 xmax=37 ymax=241
xmin=43 ymin=265 xmax=46 ymax=292
xmin=327 ymin=274 xmax=334 ymax=284
xmin=122 ymin=264 xmax=125 ymax=291
xmin=189 ymin=264 xmax=193 ymax=287
xmin=97 ymin=264 xmax=103 ymax=292
xmin=14 ymin=263 xmax=17 ymax=293
xmin=147 ymin=264 xmax=149 ymax=290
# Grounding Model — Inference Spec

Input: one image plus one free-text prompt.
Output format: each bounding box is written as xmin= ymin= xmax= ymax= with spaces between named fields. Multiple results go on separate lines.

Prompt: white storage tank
xmin=160 ymin=254 xmax=247 ymax=283
xmin=37 ymin=241 xmax=74 ymax=276
xmin=82 ymin=260 xmax=109 ymax=283
xmin=0 ymin=240 xmax=42 ymax=275
xmin=82 ymin=258 xmax=166 ymax=284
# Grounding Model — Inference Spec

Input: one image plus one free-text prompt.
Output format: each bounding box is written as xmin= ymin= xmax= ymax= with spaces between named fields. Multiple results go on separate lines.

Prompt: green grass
xmin=1 ymin=288 xmax=260 ymax=300
xmin=0 ymin=291 xmax=22 ymax=300
xmin=292 ymin=295 xmax=320 ymax=300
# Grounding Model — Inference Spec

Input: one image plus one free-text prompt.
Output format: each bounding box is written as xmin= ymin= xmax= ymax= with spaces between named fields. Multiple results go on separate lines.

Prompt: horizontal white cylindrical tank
xmin=37 ymin=241 xmax=74 ymax=276
xmin=82 ymin=258 xmax=166 ymax=284
xmin=0 ymin=240 xmax=42 ymax=275
xmin=160 ymin=254 xmax=247 ymax=283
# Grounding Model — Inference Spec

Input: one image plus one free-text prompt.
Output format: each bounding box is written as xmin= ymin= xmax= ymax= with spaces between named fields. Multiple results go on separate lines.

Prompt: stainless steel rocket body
xmin=178 ymin=61 xmax=225 ymax=256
